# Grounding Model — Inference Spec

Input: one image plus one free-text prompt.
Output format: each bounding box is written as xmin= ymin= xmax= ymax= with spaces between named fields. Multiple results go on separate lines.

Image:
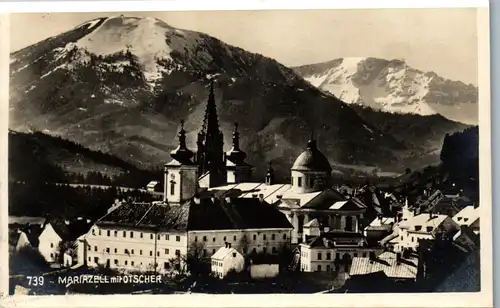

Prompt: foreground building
xmin=211 ymin=243 xmax=245 ymax=279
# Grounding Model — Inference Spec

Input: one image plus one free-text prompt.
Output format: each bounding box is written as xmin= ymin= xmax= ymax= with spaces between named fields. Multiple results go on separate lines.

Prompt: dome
xmin=291 ymin=140 xmax=332 ymax=172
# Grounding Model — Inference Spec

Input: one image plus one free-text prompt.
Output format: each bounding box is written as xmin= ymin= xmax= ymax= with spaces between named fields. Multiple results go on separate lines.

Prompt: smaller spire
xmin=265 ymin=161 xmax=274 ymax=185
xmin=232 ymin=122 xmax=240 ymax=150
xmin=226 ymin=122 xmax=247 ymax=164
xmin=307 ymin=126 xmax=317 ymax=149
xmin=170 ymin=120 xmax=194 ymax=164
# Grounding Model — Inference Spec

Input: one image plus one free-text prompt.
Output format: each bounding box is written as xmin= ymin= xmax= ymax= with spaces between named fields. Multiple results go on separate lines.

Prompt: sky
xmin=9 ymin=8 xmax=478 ymax=85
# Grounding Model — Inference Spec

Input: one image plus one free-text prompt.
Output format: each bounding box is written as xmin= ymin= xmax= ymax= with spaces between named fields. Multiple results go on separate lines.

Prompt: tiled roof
xmin=212 ymin=247 xmax=241 ymax=260
xmin=304 ymin=231 xmax=365 ymax=248
xmin=349 ymin=251 xmax=418 ymax=280
xmin=398 ymin=213 xmax=449 ymax=233
xmin=49 ymin=219 xmax=93 ymax=241
xmin=208 ymin=182 xmax=293 ymax=205
xmin=97 ymin=197 xmax=293 ymax=232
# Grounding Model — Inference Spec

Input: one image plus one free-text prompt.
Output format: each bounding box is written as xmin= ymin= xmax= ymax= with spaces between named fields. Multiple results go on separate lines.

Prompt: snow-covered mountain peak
xmin=293 ymin=57 xmax=478 ymax=124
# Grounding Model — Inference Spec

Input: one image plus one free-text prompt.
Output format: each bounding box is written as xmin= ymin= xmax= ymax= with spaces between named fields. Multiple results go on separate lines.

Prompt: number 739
xmin=27 ymin=276 xmax=44 ymax=286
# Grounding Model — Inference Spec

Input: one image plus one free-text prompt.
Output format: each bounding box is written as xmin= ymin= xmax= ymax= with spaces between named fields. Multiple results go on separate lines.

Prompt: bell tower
xmin=225 ymin=122 xmax=253 ymax=184
xmin=164 ymin=120 xmax=199 ymax=204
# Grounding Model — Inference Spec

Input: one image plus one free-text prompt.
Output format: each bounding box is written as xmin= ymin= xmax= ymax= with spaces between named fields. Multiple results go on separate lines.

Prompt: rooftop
xmin=212 ymin=246 xmax=241 ymax=260
xmin=97 ymin=196 xmax=293 ymax=231
xmin=291 ymin=140 xmax=332 ymax=173
xmin=349 ymin=251 xmax=418 ymax=280
xmin=453 ymin=206 xmax=479 ymax=227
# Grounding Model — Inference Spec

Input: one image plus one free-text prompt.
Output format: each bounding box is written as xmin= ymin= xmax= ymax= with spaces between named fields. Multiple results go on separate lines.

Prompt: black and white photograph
xmin=2 ymin=3 xmax=492 ymax=305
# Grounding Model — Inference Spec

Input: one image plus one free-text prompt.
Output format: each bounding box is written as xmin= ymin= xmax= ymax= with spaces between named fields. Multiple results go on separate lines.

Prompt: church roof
xmin=291 ymin=140 xmax=332 ymax=172
xmin=97 ymin=196 xmax=293 ymax=232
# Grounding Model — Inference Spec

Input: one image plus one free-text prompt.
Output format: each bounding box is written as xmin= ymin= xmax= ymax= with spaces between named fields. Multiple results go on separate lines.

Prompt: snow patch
xmin=362 ymin=124 xmax=374 ymax=134
xmin=40 ymin=64 xmax=67 ymax=79
xmin=24 ymin=85 xmax=36 ymax=93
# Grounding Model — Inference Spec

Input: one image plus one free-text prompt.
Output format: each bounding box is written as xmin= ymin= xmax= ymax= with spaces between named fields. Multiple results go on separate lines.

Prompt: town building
xmin=298 ymin=230 xmax=383 ymax=273
xmin=394 ymin=212 xmax=460 ymax=252
xmin=211 ymin=243 xmax=245 ymax=279
xmin=38 ymin=219 xmax=91 ymax=264
xmin=453 ymin=205 xmax=480 ymax=235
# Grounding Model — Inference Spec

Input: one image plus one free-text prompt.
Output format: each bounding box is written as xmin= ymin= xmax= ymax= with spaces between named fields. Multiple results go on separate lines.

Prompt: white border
xmin=0 ymin=1 xmax=492 ymax=308
xmin=0 ymin=0 xmax=490 ymax=13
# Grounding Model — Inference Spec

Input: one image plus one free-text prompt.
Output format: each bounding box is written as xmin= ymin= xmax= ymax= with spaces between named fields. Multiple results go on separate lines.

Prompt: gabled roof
xmin=212 ymin=247 xmax=242 ymax=260
xmin=349 ymin=251 xmax=418 ymax=280
xmin=47 ymin=219 xmax=93 ymax=242
xmin=304 ymin=218 xmax=321 ymax=228
xmin=398 ymin=213 xmax=449 ymax=232
xmin=453 ymin=206 xmax=479 ymax=227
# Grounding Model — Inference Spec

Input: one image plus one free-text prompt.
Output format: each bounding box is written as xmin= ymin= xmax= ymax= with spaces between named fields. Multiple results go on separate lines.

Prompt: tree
xmin=239 ymin=233 xmax=250 ymax=255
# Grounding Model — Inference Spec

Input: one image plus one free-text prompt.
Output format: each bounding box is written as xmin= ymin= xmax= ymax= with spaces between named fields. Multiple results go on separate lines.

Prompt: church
xmin=163 ymin=80 xmax=368 ymax=246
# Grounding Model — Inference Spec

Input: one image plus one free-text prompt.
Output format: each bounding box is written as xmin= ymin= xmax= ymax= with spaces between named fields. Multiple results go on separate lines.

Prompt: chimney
xmin=429 ymin=211 xmax=433 ymax=220
xmin=258 ymin=194 xmax=264 ymax=203
xmin=396 ymin=252 xmax=402 ymax=264
xmin=252 ymin=194 xmax=258 ymax=198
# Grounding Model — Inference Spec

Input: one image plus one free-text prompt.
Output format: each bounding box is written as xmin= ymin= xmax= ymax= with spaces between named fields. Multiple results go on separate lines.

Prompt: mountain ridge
xmin=293 ymin=57 xmax=478 ymax=125
xmin=9 ymin=16 xmax=470 ymax=179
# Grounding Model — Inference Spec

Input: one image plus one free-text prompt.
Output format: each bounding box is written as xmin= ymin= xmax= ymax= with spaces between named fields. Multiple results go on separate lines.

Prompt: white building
xmin=395 ymin=213 xmax=460 ymax=252
xmin=146 ymin=181 xmax=159 ymax=193
xmin=453 ymin=206 xmax=480 ymax=234
xmin=38 ymin=222 xmax=69 ymax=263
xmin=211 ymin=243 xmax=245 ymax=279
xmin=39 ymin=220 xmax=91 ymax=264
xmin=79 ymin=195 xmax=293 ymax=273
xmin=299 ymin=231 xmax=383 ymax=273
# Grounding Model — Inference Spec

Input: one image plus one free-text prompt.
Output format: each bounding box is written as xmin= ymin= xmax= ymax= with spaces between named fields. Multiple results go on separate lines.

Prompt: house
xmin=38 ymin=219 xmax=92 ymax=264
xmin=453 ymin=206 xmax=480 ymax=235
xmin=211 ymin=243 xmax=245 ymax=279
xmin=146 ymin=181 xmax=160 ymax=193
xmin=395 ymin=213 xmax=460 ymax=252
xmin=299 ymin=230 xmax=383 ymax=273
xmin=363 ymin=216 xmax=395 ymax=245
xmin=8 ymin=229 xmax=32 ymax=254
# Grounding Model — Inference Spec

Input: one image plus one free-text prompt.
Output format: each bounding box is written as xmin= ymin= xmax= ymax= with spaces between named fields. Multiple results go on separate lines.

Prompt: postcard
xmin=0 ymin=1 xmax=492 ymax=307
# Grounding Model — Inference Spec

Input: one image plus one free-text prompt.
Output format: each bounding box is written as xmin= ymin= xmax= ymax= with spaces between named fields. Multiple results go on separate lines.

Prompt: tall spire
xmin=171 ymin=120 xmax=194 ymax=164
xmin=307 ymin=126 xmax=317 ymax=149
xmin=196 ymin=79 xmax=226 ymax=187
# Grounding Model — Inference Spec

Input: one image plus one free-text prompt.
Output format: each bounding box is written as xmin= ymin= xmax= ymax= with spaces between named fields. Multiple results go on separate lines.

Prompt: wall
xmin=290 ymin=170 xmax=330 ymax=194
xmin=250 ymin=264 xmax=279 ymax=279
xmin=299 ymin=244 xmax=383 ymax=272
xmin=83 ymin=225 xmax=188 ymax=273
xmin=188 ymin=229 xmax=291 ymax=257
xmin=38 ymin=224 xmax=62 ymax=263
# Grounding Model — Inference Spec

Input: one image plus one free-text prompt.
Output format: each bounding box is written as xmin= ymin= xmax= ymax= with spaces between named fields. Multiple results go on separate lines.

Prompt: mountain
xmin=8 ymin=130 xmax=161 ymax=187
xmin=9 ymin=16 xmax=469 ymax=179
xmin=292 ymin=58 xmax=478 ymax=125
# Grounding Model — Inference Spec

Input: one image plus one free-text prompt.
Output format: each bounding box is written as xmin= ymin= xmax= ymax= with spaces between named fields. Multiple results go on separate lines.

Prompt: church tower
xmin=225 ymin=122 xmax=253 ymax=184
xmin=196 ymin=81 xmax=227 ymax=188
xmin=164 ymin=120 xmax=199 ymax=204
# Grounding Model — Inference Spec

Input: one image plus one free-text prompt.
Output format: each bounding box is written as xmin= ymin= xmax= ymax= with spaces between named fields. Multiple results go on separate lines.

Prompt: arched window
xmin=345 ymin=216 xmax=353 ymax=232
xmin=170 ymin=181 xmax=176 ymax=195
